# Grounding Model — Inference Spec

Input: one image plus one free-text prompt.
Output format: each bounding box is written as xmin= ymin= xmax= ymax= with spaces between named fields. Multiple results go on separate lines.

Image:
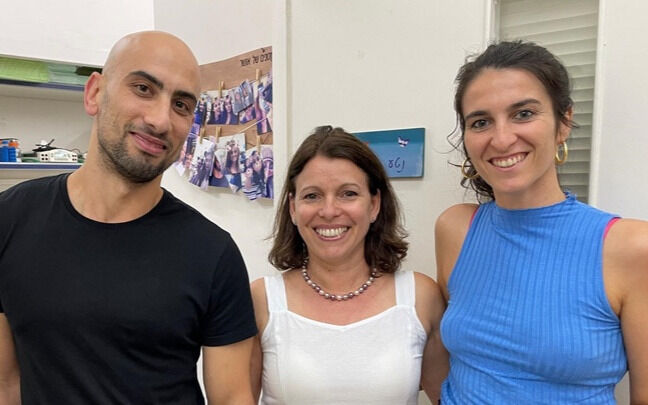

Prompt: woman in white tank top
xmin=250 ymin=126 xmax=448 ymax=404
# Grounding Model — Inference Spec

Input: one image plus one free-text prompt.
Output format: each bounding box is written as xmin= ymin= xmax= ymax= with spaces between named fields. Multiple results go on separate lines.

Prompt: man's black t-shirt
xmin=0 ymin=174 xmax=257 ymax=403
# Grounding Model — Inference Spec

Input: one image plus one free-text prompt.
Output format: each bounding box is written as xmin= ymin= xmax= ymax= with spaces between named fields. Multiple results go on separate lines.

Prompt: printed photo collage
xmin=174 ymin=72 xmax=273 ymax=201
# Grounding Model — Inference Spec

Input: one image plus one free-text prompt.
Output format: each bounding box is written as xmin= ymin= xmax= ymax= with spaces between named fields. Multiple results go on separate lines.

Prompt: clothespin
xmin=256 ymin=69 xmax=261 ymax=82
xmin=219 ymin=81 xmax=224 ymax=98
xmin=256 ymin=135 xmax=261 ymax=152
xmin=216 ymin=127 xmax=222 ymax=139
xmin=199 ymin=126 xmax=205 ymax=144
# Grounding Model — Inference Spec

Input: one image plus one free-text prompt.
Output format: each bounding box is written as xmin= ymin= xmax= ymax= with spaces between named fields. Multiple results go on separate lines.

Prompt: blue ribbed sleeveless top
xmin=440 ymin=194 xmax=627 ymax=404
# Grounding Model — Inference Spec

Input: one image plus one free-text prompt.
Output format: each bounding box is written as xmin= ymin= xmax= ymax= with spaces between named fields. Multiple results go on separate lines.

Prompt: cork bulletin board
xmin=200 ymin=46 xmax=273 ymax=148
xmin=174 ymin=46 xmax=274 ymax=200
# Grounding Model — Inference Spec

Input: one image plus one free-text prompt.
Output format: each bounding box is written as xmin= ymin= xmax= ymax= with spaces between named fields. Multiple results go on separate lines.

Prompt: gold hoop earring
xmin=555 ymin=141 xmax=568 ymax=165
xmin=461 ymin=158 xmax=479 ymax=180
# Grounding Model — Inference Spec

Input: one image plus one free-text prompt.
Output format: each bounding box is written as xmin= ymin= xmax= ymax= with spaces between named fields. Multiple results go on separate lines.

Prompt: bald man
xmin=0 ymin=31 xmax=257 ymax=404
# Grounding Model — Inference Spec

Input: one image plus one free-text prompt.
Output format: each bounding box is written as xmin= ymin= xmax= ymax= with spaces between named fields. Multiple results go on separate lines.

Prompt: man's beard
xmin=96 ymin=102 xmax=178 ymax=184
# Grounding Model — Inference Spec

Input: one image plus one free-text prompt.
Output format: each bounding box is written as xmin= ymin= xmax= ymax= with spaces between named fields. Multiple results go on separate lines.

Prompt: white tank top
xmin=260 ymin=271 xmax=427 ymax=405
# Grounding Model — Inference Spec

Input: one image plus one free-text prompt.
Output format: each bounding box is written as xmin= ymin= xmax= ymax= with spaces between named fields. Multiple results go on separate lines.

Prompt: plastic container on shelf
xmin=8 ymin=139 xmax=20 ymax=162
xmin=0 ymin=138 xmax=20 ymax=162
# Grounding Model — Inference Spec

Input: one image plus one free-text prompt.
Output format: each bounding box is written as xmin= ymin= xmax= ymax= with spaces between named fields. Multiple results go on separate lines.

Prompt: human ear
xmin=289 ymin=193 xmax=297 ymax=225
xmin=557 ymin=106 xmax=574 ymax=143
xmin=84 ymin=72 xmax=103 ymax=117
xmin=370 ymin=189 xmax=381 ymax=223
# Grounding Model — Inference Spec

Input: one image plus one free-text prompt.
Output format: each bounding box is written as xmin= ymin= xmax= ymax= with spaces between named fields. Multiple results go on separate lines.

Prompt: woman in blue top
xmin=436 ymin=41 xmax=648 ymax=404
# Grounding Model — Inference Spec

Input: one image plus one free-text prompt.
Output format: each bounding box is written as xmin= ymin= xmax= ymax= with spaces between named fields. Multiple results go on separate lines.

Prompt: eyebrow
xmin=509 ymin=98 xmax=541 ymax=110
xmin=129 ymin=70 xmax=163 ymax=89
xmin=298 ymin=182 xmax=362 ymax=193
xmin=464 ymin=98 xmax=542 ymax=121
xmin=128 ymin=70 xmax=198 ymax=105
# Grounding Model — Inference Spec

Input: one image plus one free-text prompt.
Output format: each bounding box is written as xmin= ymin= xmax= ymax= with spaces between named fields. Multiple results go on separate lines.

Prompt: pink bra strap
xmin=604 ymin=217 xmax=621 ymax=239
xmin=469 ymin=207 xmax=478 ymax=226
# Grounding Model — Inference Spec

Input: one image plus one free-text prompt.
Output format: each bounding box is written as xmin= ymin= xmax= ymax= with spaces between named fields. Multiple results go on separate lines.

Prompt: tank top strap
xmin=394 ymin=271 xmax=415 ymax=307
xmin=263 ymin=275 xmax=288 ymax=312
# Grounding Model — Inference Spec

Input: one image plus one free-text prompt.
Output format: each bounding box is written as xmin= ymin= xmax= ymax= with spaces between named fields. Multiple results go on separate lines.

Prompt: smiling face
xmin=86 ymin=32 xmax=200 ymax=183
xmin=462 ymin=68 xmax=571 ymax=208
xmin=289 ymin=155 xmax=380 ymax=268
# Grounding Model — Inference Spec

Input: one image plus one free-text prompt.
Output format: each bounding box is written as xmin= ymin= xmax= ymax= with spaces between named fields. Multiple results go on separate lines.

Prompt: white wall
xmin=155 ymin=0 xmax=280 ymax=284
xmin=589 ymin=0 xmax=648 ymax=401
xmin=591 ymin=0 xmax=648 ymax=218
xmin=288 ymin=0 xmax=486 ymax=284
xmin=0 ymin=88 xmax=90 ymax=152
xmin=0 ymin=0 xmax=154 ymax=66
xmin=155 ymin=0 xmax=486 ymax=302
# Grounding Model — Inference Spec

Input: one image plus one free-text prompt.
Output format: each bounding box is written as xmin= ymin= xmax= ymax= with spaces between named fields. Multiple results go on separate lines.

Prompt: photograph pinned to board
xmin=216 ymin=133 xmax=246 ymax=192
xmin=191 ymin=92 xmax=211 ymax=135
xmin=238 ymin=104 xmax=256 ymax=124
xmin=260 ymin=145 xmax=274 ymax=199
xmin=241 ymin=148 xmax=264 ymax=201
xmin=221 ymin=89 xmax=239 ymax=125
xmin=240 ymin=144 xmax=273 ymax=200
xmin=208 ymin=145 xmax=230 ymax=188
xmin=241 ymin=80 xmax=255 ymax=108
xmin=188 ymin=137 xmax=216 ymax=189
xmin=204 ymin=89 xmax=239 ymax=125
xmin=174 ymin=133 xmax=198 ymax=176
xmin=205 ymin=90 xmax=222 ymax=125
xmin=254 ymin=72 xmax=273 ymax=134
xmin=231 ymin=80 xmax=255 ymax=115
xmin=353 ymin=127 xmax=425 ymax=178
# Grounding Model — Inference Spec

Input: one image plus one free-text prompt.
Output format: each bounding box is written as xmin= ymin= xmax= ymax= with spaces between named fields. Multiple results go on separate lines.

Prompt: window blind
xmin=498 ymin=0 xmax=599 ymax=202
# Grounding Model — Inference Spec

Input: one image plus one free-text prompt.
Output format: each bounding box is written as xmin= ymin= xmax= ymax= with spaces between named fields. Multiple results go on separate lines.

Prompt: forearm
xmin=0 ymin=378 xmax=21 ymax=405
xmin=206 ymin=392 xmax=254 ymax=405
xmin=249 ymin=336 xmax=263 ymax=402
xmin=421 ymin=335 xmax=449 ymax=404
xmin=204 ymin=339 xmax=256 ymax=405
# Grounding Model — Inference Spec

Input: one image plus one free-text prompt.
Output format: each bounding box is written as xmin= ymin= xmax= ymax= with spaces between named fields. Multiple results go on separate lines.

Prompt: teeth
xmin=492 ymin=154 xmax=524 ymax=168
xmin=316 ymin=227 xmax=348 ymax=237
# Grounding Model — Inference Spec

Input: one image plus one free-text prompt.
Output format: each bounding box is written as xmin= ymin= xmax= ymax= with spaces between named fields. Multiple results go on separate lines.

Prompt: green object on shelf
xmin=48 ymin=62 xmax=88 ymax=86
xmin=0 ymin=56 xmax=99 ymax=88
xmin=0 ymin=57 xmax=50 ymax=83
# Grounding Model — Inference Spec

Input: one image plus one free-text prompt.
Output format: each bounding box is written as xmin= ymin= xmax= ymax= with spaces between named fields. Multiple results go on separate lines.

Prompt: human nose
xmin=490 ymin=121 xmax=516 ymax=151
xmin=143 ymin=96 xmax=172 ymax=134
xmin=318 ymin=196 xmax=340 ymax=219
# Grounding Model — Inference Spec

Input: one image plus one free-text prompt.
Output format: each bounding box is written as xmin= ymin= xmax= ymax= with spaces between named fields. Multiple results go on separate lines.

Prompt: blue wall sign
xmin=354 ymin=127 xmax=424 ymax=178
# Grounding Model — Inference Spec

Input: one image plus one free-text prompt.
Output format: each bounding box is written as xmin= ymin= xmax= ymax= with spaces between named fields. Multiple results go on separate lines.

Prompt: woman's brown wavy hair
xmin=268 ymin=126 xmax=408 ymax=273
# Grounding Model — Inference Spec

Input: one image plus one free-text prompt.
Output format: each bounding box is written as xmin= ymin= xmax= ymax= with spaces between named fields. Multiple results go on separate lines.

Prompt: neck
xmin=494 ymin=175 xmax=566 ymax=210
xmin=67 ymin=155 xmax=163 ymax=223
xmin=305 ymin=255 xmax=374 ymax=294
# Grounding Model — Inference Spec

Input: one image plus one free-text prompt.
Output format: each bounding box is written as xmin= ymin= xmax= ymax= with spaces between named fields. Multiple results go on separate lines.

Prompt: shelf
xmin=0 ymin=79 xmax=84 ymax=101
xmin=0 ymin=162 xmax=81 ymax=170
xmin=0 ymin=163 xmax=80 ymax=190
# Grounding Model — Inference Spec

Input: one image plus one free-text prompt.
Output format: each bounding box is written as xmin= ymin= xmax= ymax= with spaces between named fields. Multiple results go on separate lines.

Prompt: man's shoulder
xmin=0 ymin=174 xmax=65 ymax=208
xmin=158 ymin=188 xmax=232 ymax=240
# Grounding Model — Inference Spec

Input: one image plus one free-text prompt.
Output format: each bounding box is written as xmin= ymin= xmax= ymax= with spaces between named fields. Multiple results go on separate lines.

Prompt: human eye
xmin=301 ymin=192 xmax=320 ymax=201
xmin=173 ymin=99 xmax=192 ymax=115
xmin=514 ymin=109 xmax=534 ymax=121
xmin=340 ymin=189 xmax=359 ymax=199
xmin=469 ymin=118 xmax=489 ymax=131
xmin=132 ymin=83 xmax=152 ymax=96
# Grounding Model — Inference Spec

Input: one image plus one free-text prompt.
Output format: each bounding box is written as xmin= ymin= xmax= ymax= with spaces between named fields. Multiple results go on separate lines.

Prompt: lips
xmin=131 ymin=132 xmax=167 ymax=156
xmin=490 ymin=152 xmax=527 ymax=168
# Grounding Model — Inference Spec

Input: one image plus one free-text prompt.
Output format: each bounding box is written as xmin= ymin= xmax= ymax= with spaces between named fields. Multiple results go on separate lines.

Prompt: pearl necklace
xmin=301 ymin=263 xmax=378 ymax=301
